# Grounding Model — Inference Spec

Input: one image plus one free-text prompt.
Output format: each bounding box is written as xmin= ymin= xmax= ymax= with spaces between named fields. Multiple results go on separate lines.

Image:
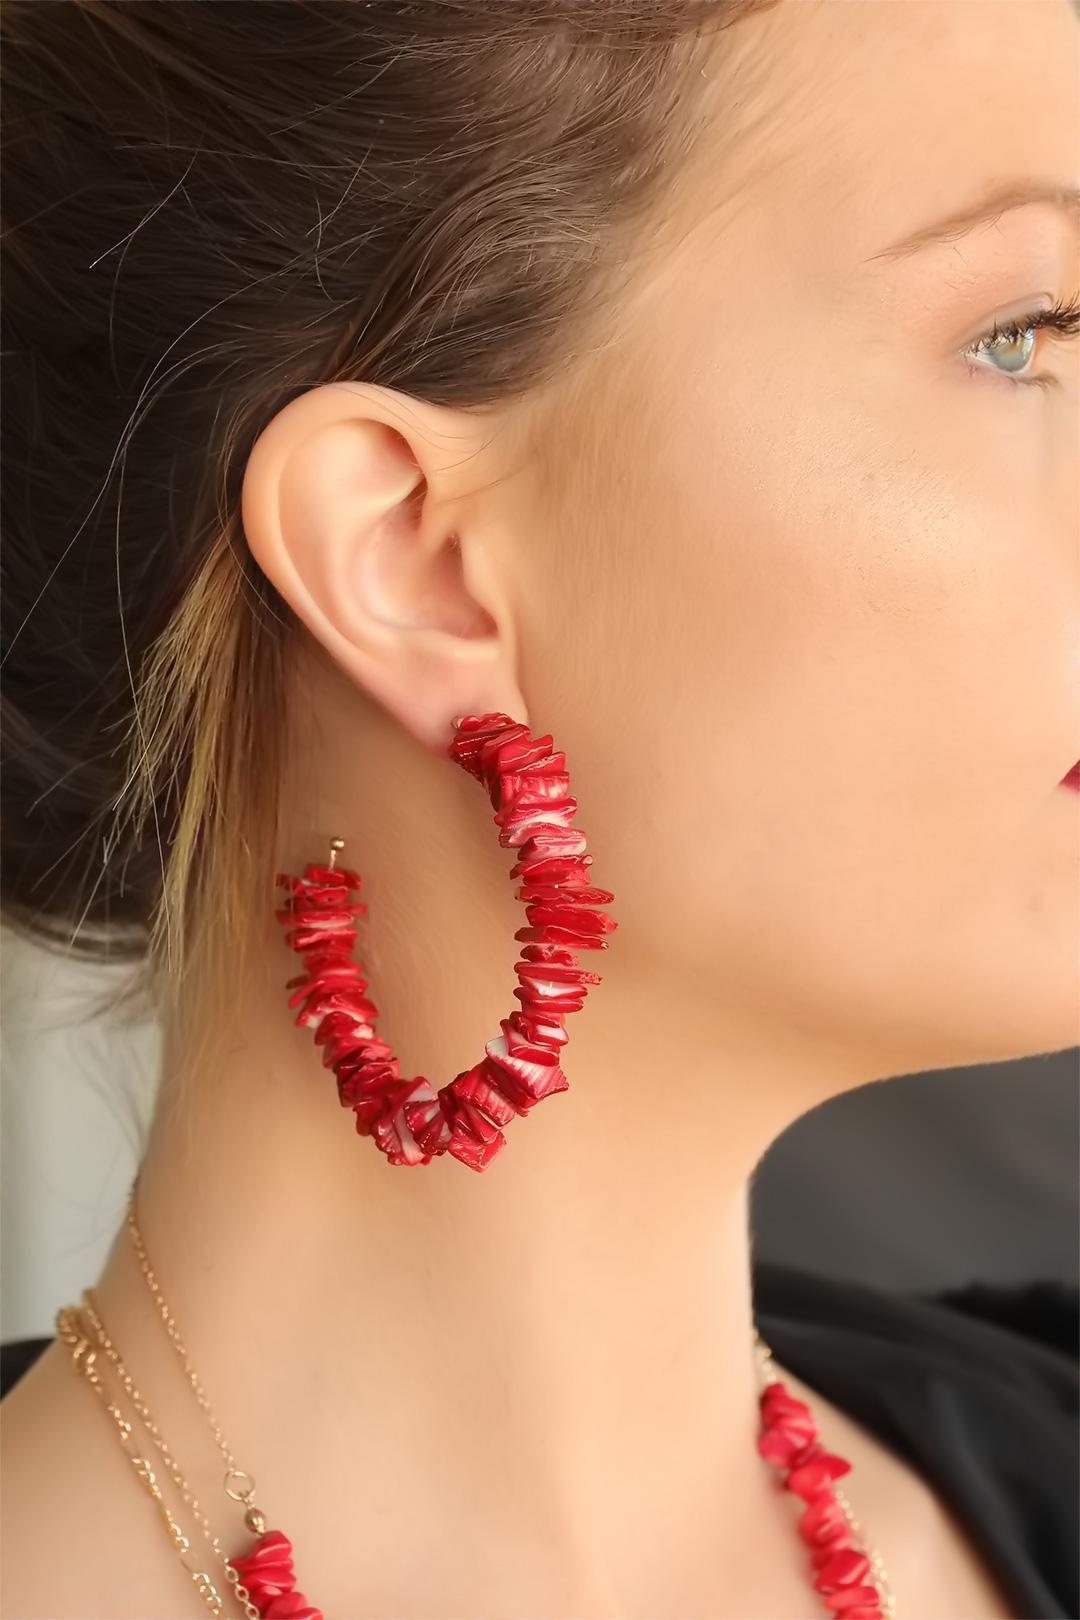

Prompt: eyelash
xmin=961 ymin=291 xmax=1080 ymax=391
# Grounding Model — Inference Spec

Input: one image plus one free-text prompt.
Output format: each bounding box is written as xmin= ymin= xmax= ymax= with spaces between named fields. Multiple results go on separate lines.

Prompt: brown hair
xmin=1 ymin=0 xmax=776 ymax=1029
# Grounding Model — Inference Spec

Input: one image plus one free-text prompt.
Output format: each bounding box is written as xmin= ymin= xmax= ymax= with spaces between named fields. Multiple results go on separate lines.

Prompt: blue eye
xmin=961 ymin=293 xmax=1080 ymax=389
xmin=967 ymin=323 xmax=1036 ymax=375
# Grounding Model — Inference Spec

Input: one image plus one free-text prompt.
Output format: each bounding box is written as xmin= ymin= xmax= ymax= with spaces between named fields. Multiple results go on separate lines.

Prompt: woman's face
xmin=513 ymin=0 xmax=1079 ymax=1074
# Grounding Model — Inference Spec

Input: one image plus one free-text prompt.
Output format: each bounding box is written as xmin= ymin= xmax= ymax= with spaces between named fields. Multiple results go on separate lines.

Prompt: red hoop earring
xmin=274 ymin=712 xmax=617 ymax=1172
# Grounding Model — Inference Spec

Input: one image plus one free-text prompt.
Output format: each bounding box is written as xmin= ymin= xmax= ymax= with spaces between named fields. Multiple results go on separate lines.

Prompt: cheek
xmin=567 ymin=389 xmax=1079 ymax=1071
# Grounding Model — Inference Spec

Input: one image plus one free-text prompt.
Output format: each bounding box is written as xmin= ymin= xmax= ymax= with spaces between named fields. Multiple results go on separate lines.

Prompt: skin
xmin=2 ymin=0 xmax=1076 ymax=1616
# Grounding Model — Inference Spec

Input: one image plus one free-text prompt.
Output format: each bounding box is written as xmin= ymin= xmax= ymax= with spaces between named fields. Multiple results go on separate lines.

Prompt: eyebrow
xmin=863 ymin=181 xmax=1080 ymax=264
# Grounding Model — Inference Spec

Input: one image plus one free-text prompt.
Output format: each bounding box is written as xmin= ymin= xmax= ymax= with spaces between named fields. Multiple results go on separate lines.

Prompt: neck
xmin=88 ymin=701 xmax=879 ymax=1616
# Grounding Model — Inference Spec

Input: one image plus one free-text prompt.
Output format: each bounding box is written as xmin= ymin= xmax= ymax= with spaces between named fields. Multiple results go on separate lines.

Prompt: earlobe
xmin=240 ymin=381 xmax=529 ymax=751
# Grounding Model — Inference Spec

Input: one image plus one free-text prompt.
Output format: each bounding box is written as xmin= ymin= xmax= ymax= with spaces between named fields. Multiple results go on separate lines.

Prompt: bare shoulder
xmin=776 ymin=1362 xmax=1016 ymax=1620
xmin=0 ymin=1343 xmax=196 ymax=1620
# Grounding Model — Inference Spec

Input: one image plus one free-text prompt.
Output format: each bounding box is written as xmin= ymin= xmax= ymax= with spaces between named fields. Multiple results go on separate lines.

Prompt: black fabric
xmin=4 ymin=1266 xmax=1077 ymax=1617
xmin=754 ymin=1262 xmax=1079 ymax=1620
xmin=1 ymin=1334 xmax=51 ymax=1397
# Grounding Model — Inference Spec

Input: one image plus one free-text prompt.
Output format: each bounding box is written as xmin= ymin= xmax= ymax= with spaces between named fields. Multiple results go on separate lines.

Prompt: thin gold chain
xmin=125 ymin=1178 xmax=252 ymax=1495
xmin=754 ymin=1328 xmax=897 ymax=1619
xmin=72 ymin=1289 xmax=263 ymax=1620
xmin=55 ymin=1305 xmax=230 ymax=1618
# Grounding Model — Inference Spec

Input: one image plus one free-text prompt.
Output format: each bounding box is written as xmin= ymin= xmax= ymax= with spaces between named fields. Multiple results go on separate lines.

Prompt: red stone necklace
xmin=59 ymin=1179 xmax=894 ymax=1619
xmin=753 ymin=1331 xmax=896 ymax=1618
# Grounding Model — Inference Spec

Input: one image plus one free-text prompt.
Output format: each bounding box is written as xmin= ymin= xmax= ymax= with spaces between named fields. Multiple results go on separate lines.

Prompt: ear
xmin=240 ymin=380 xmax=529 ymax=752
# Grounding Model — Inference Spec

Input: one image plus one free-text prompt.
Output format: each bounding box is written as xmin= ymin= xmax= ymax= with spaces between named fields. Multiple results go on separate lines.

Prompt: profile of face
xmin=589 ymin=0 xmax=1078 ymax=1074
xmin=244 ymin=0 xmax=1079 ymax=1094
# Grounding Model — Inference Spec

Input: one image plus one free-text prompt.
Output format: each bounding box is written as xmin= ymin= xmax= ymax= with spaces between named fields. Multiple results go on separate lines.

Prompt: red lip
xmin=1061 ymin=761 xmax=1080 ymax=791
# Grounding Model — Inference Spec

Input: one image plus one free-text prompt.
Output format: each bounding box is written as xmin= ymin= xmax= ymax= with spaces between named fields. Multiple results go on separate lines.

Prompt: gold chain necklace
xmin=55 ymin=1302 xmax=240 ymax=1618
xmin=57 ymin=1176 xmax=895 ymax=1619
xmin=57 ymin=1178 xmax=321 ymax=1620
xmin=122 ymin=1181 xmax=269 ymax=1539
